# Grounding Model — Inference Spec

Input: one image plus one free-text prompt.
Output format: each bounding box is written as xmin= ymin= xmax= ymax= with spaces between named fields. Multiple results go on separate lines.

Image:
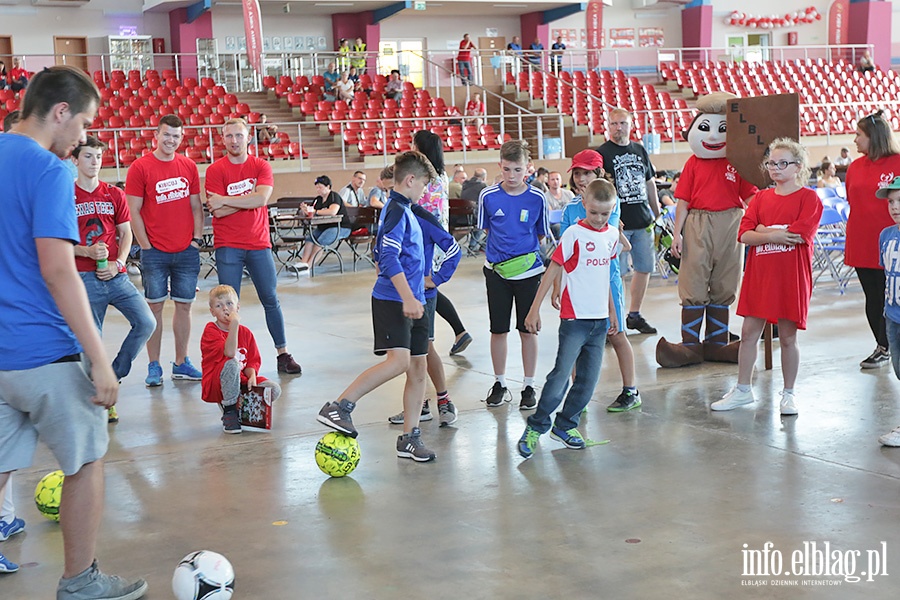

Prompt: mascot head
xmin=683 ymin=92 xmax=736 ymax=160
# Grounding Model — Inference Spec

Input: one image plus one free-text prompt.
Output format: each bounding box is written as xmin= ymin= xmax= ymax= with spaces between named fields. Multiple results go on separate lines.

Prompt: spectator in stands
xmin=546 ymin=170 xmax=574 ymax=211
xmin=347 ymin=66 xmax=362 ymax=91
xmin=527 ymin=37 xmax=544 ymax=66
xmin=337 ymin=38 xmax=351 ymax=71
xmin=817 ymin=160 xmax=841 ymax=189
xmin=256 ymin=114 xmax=277 ymax=144
xmin=0 ymin=60 xmax=7 ymax=90
xmin=323 ymin=62 xmax=340 ymax=100
xmin=336 ymin=72 xmax=355 ymax=103
xmin=8 ymin=58 xmax=27 ymax=92
xmin=385 ymin=69 xmax=403 ymax=101
xmin=597 ymin=107 xmax=661 ymax=335
xmin=340 ymin=171 xmax=367 ymax=207
xmin=835 ymin=147 xmax=852 ymax=167
xmin=294 ymin=175 xmax=351 ymax=272
xmin=449 ymin=168 xmax=467 ymax=198
xmin=367 ymin=165 xmax=392 ymax=209
xmin=551 ymin=36 xmax=566 ymax=73
xmin=457 ymin=34 xmax=477 ymax=85
xmin=465 ymin=92 xmax=485 ymax=126
xmin=846 ymin=110 xmax=900 ymax=368
xmin=858 ymin=50 xmax=875 ymax=74
xmin=507 ymin=36 xmax=523 ymax=58
xmin=352 ymin=37 xmax=367 ymax=73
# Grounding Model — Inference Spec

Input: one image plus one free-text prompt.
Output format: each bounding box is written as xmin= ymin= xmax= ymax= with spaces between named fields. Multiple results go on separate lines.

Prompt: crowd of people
xmin=3 ymin=59 xmax=900 ymax=598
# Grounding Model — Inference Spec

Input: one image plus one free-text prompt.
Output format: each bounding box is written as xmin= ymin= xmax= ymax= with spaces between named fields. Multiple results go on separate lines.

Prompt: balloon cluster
xmin=725 ymin=6 xmax=822 ymax=29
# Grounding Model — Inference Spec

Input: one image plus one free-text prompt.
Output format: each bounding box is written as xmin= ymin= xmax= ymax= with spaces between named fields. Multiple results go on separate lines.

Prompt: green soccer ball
xmin=315 ymin=432 xmax=361 ymax=477
xmin=34 ymin=470 xmax=65 ymax=522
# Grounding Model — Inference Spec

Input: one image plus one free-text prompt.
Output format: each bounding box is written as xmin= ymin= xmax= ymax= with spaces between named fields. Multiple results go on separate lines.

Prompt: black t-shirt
xmin=314 ymin=191 xmax=349 ymax=230
xmin=597 ymin=141 xmax=655 ymax=230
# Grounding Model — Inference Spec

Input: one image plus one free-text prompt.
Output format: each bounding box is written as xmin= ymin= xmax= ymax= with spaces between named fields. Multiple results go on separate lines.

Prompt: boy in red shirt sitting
xmin=201 ymin=285 xmax=281 ymax=433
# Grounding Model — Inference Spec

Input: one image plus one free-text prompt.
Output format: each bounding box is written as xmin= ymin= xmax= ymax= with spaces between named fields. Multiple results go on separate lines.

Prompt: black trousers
xmin=856 ymin=267 xmax=888 ymax=349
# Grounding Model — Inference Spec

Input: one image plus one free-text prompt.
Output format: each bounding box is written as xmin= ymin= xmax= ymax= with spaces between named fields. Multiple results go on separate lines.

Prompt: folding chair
xmin=448 ymin=198 xmax=480 ymax=256
xmin=342 ymin=206 xmax=378 ymax=271
xmin=813 ymin=206 xmax=852 ymax=293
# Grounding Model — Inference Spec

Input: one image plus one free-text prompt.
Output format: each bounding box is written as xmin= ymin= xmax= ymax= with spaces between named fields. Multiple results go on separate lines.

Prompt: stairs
xmin=235 ymin=92 xmax=363 ymax=169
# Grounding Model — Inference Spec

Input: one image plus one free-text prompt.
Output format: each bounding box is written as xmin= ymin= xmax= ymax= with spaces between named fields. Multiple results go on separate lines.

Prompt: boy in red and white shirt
xmin=201 ymin=285 xmax=281 ymax=434
xmin=516 ymin=179 xmax=619 ymax=459
xmin=205 ymin=117 xmax=301 ymax=375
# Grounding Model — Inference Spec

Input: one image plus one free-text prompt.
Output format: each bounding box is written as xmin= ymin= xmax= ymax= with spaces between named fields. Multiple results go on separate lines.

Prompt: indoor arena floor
xmin=2 ymin=258 xmax=898 ymax=599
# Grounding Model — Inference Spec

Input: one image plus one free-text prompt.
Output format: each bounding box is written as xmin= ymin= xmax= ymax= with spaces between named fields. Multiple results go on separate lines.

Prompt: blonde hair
xmin=583 ymin=179 xmax=616 ymax=205
xmin=500 ymin=139 xmax=531 ymax=163
xmin=209 ymin=284 xmax=238 ymax=305
xmin=223 ymin=117 xmax=249 ymax=131
xmin=608 ymin=107 xmax=632 ymax=122
xmin=766 ymin=137 xmax=811 ymax=185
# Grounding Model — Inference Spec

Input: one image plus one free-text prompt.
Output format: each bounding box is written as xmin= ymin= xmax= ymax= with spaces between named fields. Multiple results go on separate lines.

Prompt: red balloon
xmin=815 ymin=13 xmax=822 ymax=20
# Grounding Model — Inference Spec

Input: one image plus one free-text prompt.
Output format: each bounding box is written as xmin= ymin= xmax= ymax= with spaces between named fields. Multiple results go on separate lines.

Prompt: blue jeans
xmin=887 ymin=317 xmax=900 ymax=380
xmin=215 ymin=247 xmax=287 ymax=349
xmin=80 ymin=272 xmax=157 ymax=380
xmin=458 ymin=60 xmax=472 ymax=82
xmin=619 ymin=226 xmax=654 ymax=274
xmin=527 ymin=318 xmax=609 ymax=433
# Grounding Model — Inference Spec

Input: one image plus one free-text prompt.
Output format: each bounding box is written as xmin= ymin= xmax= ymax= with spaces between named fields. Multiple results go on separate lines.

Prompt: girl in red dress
xmin=712 ymin=138 xmax=823 ymax=415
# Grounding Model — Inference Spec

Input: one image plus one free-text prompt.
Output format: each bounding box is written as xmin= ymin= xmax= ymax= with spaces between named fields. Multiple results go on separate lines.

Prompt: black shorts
xmin=372 ymin=297 xmax=429 ymax=357
xmin=483 ymin=266 xmax=542 ymax=334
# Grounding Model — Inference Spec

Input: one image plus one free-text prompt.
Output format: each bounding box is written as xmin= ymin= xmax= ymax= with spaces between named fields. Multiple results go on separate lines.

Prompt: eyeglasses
xmin=763 ymin=160 xmax=799 ymax=170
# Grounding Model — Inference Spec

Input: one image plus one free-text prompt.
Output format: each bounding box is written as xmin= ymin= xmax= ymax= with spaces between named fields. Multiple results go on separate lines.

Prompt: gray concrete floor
xmin=2 ymin=258 xmax=899 ymax=599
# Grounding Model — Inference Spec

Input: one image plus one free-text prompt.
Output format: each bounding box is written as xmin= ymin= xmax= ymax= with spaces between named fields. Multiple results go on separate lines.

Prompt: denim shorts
xmin=140 ymin=245 xmax=201 ymax=303
xmin=619 ymin=226 xmax=654 ymax=274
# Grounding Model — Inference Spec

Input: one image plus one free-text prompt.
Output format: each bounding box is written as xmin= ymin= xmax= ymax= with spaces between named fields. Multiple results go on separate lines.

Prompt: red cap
xmin=568 ymin=149 xmax=604 ymax=172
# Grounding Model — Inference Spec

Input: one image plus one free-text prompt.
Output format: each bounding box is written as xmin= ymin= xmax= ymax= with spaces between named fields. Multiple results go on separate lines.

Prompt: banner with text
xmin=243 ymin=0 xmax=264 ymax=74
xmin=586 ymin=0 xmax=603 ymax=68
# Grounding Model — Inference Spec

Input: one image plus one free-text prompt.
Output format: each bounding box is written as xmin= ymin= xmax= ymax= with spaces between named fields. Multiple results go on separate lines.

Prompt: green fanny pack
xmin=492 ymin=252 xmax=537 ymax=279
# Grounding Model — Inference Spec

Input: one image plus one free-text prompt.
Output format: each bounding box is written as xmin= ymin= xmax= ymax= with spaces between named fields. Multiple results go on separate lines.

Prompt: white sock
xmin=736 ymin=383 xmax=751 ymax=393
xmin=1 ymin=477 xmax=14 ymax=522
xmin=495 ymin=374 xmax=507 ymax=388
xmin=783 ymin=388 xmax=794 ymax=395
xmin=523 ymin=377 xmax=535 ymax=388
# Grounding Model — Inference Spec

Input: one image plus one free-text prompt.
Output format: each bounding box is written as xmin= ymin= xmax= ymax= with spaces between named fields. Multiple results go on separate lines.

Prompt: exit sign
xmin=414 ymin=1 xmax=426 ymax=10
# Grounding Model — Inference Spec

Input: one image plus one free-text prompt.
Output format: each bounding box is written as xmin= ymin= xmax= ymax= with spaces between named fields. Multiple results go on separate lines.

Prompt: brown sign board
xmin=726 ymin=93 xmax=800 ymax=189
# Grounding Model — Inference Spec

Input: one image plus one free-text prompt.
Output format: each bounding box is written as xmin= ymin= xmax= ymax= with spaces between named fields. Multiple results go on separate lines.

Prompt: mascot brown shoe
xmin=703 ymin=304 xmax=740 ymax=363
xmin=656 ymin=305 xmax=704 ymax=367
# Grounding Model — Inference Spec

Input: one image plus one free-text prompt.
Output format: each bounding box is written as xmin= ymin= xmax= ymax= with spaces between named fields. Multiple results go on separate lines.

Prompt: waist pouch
xmin=492 ymin=252 xmax=537 ymax=279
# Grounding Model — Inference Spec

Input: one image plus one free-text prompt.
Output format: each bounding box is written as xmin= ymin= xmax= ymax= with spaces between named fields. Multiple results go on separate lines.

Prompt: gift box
xmin=238 ymin=385 xmax=274 ymax=431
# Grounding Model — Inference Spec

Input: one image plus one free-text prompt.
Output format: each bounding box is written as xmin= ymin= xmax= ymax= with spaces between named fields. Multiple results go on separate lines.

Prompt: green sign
xmin=414 ymin=1 xmax=426 ymax=10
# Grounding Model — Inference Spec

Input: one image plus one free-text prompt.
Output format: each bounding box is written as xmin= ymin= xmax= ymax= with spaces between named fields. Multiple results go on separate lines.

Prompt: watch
xmin=192 ymin=237 xmax=203 ymax=247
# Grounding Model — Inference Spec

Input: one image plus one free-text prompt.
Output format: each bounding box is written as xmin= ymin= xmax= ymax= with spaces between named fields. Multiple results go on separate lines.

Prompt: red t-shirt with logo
xmin=845 ymin=154 xmax=900 ymax=269
xmin=200 ymin=321 xmax=266 ymax=404
xmin=204 ymin=155 xmax=274 ymax=250
xmin=676 ymin=156 xmax=758 ymax=211
xmin=74 ymin=181 xmax=131 ymax=273
xmin=125 ymin=152 xmax=200 ymax=253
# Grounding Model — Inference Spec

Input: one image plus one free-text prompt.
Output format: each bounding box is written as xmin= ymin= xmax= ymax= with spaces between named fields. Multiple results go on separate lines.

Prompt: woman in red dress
xmin=712 ymin=138 xmax=823 ymax=416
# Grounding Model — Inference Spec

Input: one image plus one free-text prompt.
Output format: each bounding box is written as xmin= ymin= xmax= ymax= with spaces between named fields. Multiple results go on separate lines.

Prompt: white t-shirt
xmin=550 ymin=220 xmax=619 ymax=319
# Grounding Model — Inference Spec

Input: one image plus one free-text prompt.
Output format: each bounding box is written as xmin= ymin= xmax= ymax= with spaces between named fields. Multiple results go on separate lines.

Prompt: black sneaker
xmin=277 ymin=352 xmax=302 ymax=374
xmin=607 ymin=389 xmax=642 ymax=412
xmin=317 ymin=399 xmax=358 ymax=437
xmin=519 ymin=386 xmax=537 ymax=410
xmin=625 ymin=314 xmax=657 ymax=334
xmin=860 ymin=347 xmax=890 ymax=369
xmin=222 ymin=406 xmax=242 ymax=434
xmin=396 ymin=427 xmax=436 ymax=462
xmin=484 ymin=382 xmax=510 ymax=407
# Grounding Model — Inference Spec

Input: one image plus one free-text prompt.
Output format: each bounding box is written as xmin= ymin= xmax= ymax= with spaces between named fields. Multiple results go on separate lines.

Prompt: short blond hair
xmin=608 ymin=107 xmax=632 ymax=122
xmin=223 ymin=117 xmax=249 ymax=131
xmin=209 ymin=284 xmax=238 ymax=305
xmin=583 ymin=179 xmax=616 ymax=205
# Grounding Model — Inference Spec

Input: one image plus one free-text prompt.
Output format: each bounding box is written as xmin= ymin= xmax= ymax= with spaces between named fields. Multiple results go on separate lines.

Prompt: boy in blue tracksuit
xmin=318 ymin=151 xmax=440 ymax=462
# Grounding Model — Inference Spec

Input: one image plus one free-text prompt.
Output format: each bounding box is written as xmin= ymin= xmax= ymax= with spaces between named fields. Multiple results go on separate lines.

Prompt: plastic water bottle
xmin=96 ymin=258 xmax=108 ymax=270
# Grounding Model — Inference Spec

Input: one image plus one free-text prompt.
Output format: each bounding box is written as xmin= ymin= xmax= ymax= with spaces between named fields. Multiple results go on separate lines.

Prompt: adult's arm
xmin=36 ymin=237 xmax=117 ymax=408
xmin=126 ymin=194 xmax=152 ymax=249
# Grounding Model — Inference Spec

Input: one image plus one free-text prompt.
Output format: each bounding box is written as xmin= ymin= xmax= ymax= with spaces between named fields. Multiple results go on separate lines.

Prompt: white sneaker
xmin=780 ymin=391 xmax=798 ymax=416
xmin=292 ymin=262 xmax=309 ymax=272
xmin=878 ymin=427 xmax=900 ymax=447
xmin=711 ymin=386 xmax=755 ymax=411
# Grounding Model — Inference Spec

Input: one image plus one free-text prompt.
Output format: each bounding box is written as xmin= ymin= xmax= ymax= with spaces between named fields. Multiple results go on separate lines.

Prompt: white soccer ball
xmin=172 ymin=550 xmax=235 ymax=600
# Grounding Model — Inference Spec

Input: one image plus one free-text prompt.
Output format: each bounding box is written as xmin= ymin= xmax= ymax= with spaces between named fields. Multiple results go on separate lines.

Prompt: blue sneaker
xmin=145 ymin=361 xmax=163 ymax=387
xmin=550 ymin=426 xmax=586 ymax=449
xmin=517 ymin=425 xmax=541 ymax=459
xmin=0 ymin=517 xmax=24 ymax=542
xmin=0 ymin=552 xmax=18 ymax=573
xmin=172 ymin=357 xmax=202 ymax=381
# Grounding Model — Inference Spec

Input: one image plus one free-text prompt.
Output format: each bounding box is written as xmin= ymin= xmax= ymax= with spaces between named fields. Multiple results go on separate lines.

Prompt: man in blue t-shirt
xmin=477 ymin=140 xmax=549 ymax=410
xmin=0 ymin=66 xmax=148 ymax=599
xmin=318 ymin=151 xmax=440 ymax=462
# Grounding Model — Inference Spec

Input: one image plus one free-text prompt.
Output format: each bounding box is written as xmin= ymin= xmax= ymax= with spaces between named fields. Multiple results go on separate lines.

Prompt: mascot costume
xmin=656 ymin=92 xmax=759 ymax=368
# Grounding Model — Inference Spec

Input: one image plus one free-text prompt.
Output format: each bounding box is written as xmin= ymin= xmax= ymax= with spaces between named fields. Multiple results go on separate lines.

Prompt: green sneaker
xmin=549 ymin=426 xmax=586 ymax=449
xmin=517 ymin=425 xmax=541 ymax=459
xmin=607 ymin=389 xmax=642 ymax=412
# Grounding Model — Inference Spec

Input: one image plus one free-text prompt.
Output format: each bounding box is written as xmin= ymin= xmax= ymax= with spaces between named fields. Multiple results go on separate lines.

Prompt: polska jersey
xmin=551 ymin=220 xmax=619 ymax=320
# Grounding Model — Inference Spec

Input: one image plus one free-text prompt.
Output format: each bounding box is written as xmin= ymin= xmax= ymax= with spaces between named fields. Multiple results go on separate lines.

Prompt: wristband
xmin=192 ymin=237 xmax=203 ymax=247
xmin=116 ymin=259 xmax=126 ymax=273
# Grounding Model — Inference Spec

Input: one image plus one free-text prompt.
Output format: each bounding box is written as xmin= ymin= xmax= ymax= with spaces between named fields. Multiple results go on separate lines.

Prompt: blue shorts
xmin=140 ymin=246 xmax=201 ymax=303
xmin=619 ymin=227 xmax=654 ymax=274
